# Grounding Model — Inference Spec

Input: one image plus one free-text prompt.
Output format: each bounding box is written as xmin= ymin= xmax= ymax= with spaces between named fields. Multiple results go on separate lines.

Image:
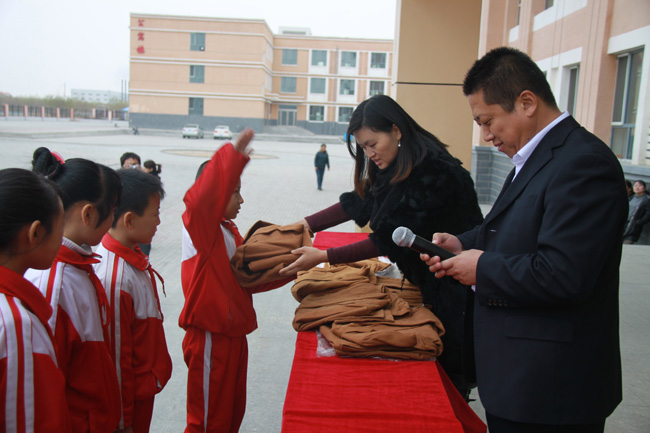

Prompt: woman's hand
xmin=234 ymin=128 xmax=254 ymax=155
xmin=279 ymin=247 xmax=327 ymax=275
xmin=292 ymin=218 xmax=311 ymax=233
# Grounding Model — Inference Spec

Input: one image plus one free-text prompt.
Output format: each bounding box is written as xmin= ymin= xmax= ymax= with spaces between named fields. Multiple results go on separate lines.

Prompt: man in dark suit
xmin=422 ymin=47 xmax=627 ymax=432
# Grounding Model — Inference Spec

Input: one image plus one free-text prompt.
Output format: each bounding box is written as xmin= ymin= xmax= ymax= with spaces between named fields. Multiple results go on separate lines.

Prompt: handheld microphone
xmin=392 ymin=226 xmax=455 ymax=260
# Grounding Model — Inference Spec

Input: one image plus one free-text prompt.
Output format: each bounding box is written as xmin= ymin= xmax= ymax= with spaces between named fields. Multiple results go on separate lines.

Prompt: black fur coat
xmin=340 ymin=151 xmax=483 ymax=386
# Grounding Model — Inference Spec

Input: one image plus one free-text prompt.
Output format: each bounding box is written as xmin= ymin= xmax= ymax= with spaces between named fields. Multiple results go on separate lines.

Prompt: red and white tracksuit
xmin=94 ymin=233 xmax=172 ymax=433
xmin=25 ymin=237 xmax=121 ymax=433
xmin=0 ymin=265 xmax=71 ymax=433
xmin=180 ymin=143 xmax=288 ymax=433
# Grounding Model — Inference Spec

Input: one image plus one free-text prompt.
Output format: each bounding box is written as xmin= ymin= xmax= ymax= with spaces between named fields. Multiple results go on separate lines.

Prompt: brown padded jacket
xmin=231 ymin=221 xmax=312 ymax=288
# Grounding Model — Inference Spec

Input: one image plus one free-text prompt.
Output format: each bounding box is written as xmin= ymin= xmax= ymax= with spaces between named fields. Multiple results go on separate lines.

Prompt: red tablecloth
xmin=281 ymin=232 xmax=486 ymax=433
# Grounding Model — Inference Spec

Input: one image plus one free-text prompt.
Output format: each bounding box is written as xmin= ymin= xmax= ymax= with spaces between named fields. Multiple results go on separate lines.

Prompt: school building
xmin=128 ymin=13 xmax=392 ymax=136
xmin=129 ymin=1 xmax=650 ymax=201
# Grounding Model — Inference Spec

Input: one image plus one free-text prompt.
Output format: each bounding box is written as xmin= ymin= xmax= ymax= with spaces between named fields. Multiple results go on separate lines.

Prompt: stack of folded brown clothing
xmin=231 ymin=220 xmax=312 ymax=288
xmin=291 ymin=259 xmax=445 ymax=360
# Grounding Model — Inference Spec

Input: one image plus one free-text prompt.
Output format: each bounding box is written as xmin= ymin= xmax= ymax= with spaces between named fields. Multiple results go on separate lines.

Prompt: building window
xmin=190 ymin=65 xmax=204 ymax=83
xmin=310 ymin=78 xmax=326 ymax=94
xmin=369 ymin=81 xmax=385 ymax=96
xmin=281 ymin=77 xmax=296 ymax=93
xmin=545 ymin=0 xmax=554 ymax=9
xmin=338 ymin=107 xmax=353 ymax=123
xmin=190 ymin=33 xmax=205 ymax=51
xmin=611 ymin=50 xmax=643 ymax=159
xmin=309 ymin=106 xmax=325 ymax=122
xmin=341 ymin=51 xmax=357 ymax=68
xmin=311 ymin=50 xmax=327 ymax=66
xmin=189 ymin=97 xmax=203 ymax=116
xmin=340 ymin=79 xmax=355 ymax=95
xmin=566 ymin=66 xmax=579 ymax=115
xmin=371 ymin=53 xmax=386 ymax=69
xmin=282 ymin=49 xmax=298 ymax=65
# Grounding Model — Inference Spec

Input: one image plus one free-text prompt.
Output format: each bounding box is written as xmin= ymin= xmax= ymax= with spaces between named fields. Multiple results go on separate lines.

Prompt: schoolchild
xmin=94 ymin=168 xmax=172 ymax=433
xmin=0 ymin=168 xmax=70 ymax=432
xmin=25 ymin=147 xmax=122 ymax=433
xmin=179 ymin=129 xmax=292 ymax=433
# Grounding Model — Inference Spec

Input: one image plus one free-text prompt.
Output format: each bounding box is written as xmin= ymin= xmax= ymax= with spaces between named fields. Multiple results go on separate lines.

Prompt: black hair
xmin=32 ymin=147 xmax=122 ymax=227
xmin=112 ymin=169 xmax=165 ymax=227
xmin=0 ymin=168 xmax=62 ymax=250
xmin=462 ymin=46 xmax=558 ymax=112
xmin=143 ymin=160 xmax=162 ymax=176
xmin=120 ymin=152 xmax=141 ymax=167
xmin=346 ymin=94 xmax=449 ymax=196
xmin=195 ymin=160 xmax=210 ymax=181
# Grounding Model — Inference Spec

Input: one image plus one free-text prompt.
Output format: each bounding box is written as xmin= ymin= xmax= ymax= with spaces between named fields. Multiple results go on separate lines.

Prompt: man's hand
xmin=235 ymin=128 xmax=254 ymax=155
xmin=419 ymin=233 xmax=482 ymax=285
xmin=423 ymin=250 xmax=483 ymax=286
xmin=279 ymin=247 xmax=327 ymax=275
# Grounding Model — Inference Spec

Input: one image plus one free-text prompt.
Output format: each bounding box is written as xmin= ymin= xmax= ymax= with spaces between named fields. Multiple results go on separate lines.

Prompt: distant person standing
xmin=623 ymin=180 xmax=650 ymax=244
xmin=314 ymin=144 xmax=330 ymax=190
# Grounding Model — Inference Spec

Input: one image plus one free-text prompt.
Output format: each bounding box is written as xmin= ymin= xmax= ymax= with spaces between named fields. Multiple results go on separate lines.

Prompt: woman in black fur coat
xmin=280 ymin=94 xmax=484 ymax=399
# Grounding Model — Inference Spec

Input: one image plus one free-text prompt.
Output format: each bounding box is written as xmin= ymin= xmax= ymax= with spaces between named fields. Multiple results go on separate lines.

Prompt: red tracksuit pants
xmin=183 ymin=327 xmax=248 ymax=433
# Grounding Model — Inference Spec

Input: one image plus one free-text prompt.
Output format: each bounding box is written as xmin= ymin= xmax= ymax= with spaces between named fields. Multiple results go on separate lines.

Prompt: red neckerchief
xmin=0 ymin=266 xmax=55 ymax=342
xmin=101 ymin=233 xmax=165 ymax=316
xmin=221 ymin=218 xmax=243 ymax=246
xmin=55 ymin=245 xmax=110 ymax=333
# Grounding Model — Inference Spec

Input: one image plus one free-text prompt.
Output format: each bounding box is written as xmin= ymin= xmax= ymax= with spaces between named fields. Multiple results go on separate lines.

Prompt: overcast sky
xmin=0 ymin=0 xmax=397 ymax=98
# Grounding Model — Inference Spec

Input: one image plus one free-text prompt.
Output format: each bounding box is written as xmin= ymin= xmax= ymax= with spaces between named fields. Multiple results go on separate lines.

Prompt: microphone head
xmin=392 ymin=226 xmax=415 ymax=247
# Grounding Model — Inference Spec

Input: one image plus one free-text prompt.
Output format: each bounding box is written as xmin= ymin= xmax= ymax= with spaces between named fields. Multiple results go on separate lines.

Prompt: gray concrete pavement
xmin=1 ymin=118 xmax=648 ymax=432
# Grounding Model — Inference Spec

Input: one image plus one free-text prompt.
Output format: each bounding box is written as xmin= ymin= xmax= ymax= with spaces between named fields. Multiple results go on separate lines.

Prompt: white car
xmin=182 ymin=124 xmax=204 ymax=139
xmin=213 ymin=125 xmax=232 ymax=140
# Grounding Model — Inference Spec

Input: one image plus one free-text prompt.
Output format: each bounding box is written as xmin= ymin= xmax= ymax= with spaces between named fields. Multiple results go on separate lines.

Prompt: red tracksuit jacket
xmin=95 ymin=233 xmax=173 ymax=430
xmin=25 ymin=238 xmax=121 ymax=433
xmin=0 ymin=266 xmax=71 ymax=433
xmin=179 ymin=142 xmax=257 ymax=336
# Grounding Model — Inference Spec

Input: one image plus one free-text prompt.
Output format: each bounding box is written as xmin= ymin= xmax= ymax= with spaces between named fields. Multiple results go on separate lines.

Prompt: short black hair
xmin=195 ymin=160 xmax=210 ymax=181
xmin=0 ymin=168 xmax=62 ymax=249
xmin=463 ymin=47 xmax=558 ymax=112
xmin=32 ymin=147 xmax=122 ymax=227
xmin=120 ymin=152 xmax=141 ymax=167
xmin=112 ymin=168 xmax=165 ymax=227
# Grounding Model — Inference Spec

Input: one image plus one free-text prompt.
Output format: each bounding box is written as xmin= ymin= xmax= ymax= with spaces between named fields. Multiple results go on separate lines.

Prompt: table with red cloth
xmin=281 ymin=232 xmax=486 ymax=433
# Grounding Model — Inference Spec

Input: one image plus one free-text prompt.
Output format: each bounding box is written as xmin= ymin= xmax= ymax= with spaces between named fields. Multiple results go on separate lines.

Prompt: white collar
xmin=512 ymin=111 xmax=570 ymax=179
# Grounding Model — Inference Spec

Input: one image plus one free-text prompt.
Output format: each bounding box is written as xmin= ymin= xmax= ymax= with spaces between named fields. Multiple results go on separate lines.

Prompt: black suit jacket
xmin=457 ymin=116 xmax=627 ymax=424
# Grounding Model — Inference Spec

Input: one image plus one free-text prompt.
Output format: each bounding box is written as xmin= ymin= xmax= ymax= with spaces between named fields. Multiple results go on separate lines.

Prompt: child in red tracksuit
xmin=0 ymin=168 xmax=71 ymax=433
xmin=179 ymin=129 xmax=291 ymax=433
xmin=25 ymin=147 xmax=122 ymax=433
xmin=94 ymin=169 xmax=172 ymax=433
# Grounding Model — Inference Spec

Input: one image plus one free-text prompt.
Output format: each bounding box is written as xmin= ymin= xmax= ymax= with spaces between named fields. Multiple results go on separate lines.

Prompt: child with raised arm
xmin=26 ymin=147 xmax=122 ymax=433
xmin=94 ymin=169 xmax=172 ymax=433
xmin=179 ymin=129 xmax=291 ymax=433
xmin=0 ymin=168 xmax=70 ymax=432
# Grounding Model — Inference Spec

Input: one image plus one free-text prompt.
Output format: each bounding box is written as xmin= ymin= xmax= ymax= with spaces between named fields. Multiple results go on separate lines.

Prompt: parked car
xmin=213 ymin=125 xmax=232 ymax=140
xmin=182 ymin=124 xmax=204 ymax=139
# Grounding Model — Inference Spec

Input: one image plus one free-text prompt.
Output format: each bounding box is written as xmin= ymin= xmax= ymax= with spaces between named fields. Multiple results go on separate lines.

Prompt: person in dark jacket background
xmin=281 ymin=94 xmax=484 ymax=399
xmin=623 ymin=179 xmax=650 ymax=244
xmin=314 ymin=144 xmax=330 ymax=190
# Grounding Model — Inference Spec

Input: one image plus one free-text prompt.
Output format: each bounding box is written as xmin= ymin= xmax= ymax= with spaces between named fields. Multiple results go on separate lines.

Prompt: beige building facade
xmin=392 ymin=0 xmax=649 ymax=204
xmin=129 ymin=14 xmax=392 ymax=135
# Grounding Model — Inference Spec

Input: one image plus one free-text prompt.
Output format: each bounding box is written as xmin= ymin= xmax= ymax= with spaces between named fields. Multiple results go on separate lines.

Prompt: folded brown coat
xmin=291 ymin=259 xmax=390 ymax=302
xmin=231 ymin=221 xmax=312 ymax=288
xmin=292 ymin=282 xmax=391 ymax=331
xmin=319 ymin=323 xmax=439 ymax=361
xmin=331 ymin=306 xmax=445 ymax=352
xmin=377 ymin=276 xmax=424 ymax=307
